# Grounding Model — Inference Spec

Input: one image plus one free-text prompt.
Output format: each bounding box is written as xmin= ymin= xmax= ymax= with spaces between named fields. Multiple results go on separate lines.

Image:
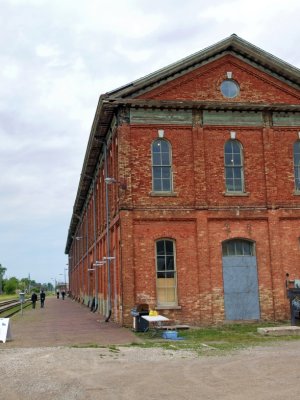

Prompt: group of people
xmin=30 ymin=289 xmax=66 ymax=309
xmin=56 ymin=290 xmax=66 ymax=300
xmin=31 ymin=289 xmax=46 ymax=309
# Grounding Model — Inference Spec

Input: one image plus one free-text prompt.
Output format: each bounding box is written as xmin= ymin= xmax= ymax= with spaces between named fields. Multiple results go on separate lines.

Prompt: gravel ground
xmin=1 ymin=341 xmax=300 ymax=400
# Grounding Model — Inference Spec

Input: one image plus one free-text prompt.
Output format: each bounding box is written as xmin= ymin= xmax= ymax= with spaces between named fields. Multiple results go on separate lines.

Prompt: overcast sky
xmin=1 ymin=0 xmax=300 ymax=285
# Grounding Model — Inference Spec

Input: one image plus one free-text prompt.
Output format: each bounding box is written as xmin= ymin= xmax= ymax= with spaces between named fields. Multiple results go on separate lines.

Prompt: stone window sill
xmin=223 ymin=191 xmax=250 ymax=197
xmin=293 ymin=191 xmax=300 ymax=196
xmin=156 ymin=305 xmax=182 ymax=310
xmin=150 ymin=191 xmax=178 ymax=197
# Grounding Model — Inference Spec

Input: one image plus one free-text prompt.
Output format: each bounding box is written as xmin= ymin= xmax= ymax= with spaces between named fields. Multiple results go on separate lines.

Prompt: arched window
xmin=224 ymin=140 xmax=244 ymax=193
xmin=152 ymin=139 xmax=172 ymax=192
xmin=155 ymin=239 xmax=177 ymax=305
xmin=222 ymin=239 xmax=255 ymax=256
xmin=294 ymin=141 xmax=300 ymax=191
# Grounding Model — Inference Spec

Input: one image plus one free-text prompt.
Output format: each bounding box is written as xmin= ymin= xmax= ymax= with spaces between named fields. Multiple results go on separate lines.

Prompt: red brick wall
xmin=70 ymin=52 xmax=300 ymax=327
xmin=116 ymin=53 xmax=300 ymax=325
xmin=138 ymin=55 xmax=300 ymax=104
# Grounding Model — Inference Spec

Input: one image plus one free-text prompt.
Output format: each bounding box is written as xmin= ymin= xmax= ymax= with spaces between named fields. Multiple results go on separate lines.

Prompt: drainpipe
xmin=86 ymin=207 xmax=89 ymax=305
xmin=92 ymin=178 xmax=98 ymax=312
xmin=104 ymin=142 xmax=112 ymax=322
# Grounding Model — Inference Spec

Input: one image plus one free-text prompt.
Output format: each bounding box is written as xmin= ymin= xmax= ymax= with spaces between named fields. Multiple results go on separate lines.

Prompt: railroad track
xmin=0 ymin=298 xmax=32 ymax=317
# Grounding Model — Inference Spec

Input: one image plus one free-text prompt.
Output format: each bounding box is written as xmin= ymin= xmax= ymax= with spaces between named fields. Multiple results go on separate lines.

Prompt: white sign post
xmin=0 ymin=318 xmax=12 ymax=343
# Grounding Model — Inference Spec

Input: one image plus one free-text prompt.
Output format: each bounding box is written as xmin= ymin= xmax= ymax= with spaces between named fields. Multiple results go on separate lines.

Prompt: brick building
xmin=65 ymin=34 xmax=300 ymax=326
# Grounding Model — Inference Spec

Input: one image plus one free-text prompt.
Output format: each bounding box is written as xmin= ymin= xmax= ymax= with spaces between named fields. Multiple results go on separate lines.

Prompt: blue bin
xmin=162 ymin=330 xmax=178 ymax=339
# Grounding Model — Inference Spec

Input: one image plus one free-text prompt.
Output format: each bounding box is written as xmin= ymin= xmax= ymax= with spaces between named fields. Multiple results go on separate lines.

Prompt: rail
xmin=0 ymin=298 xmax=33 ymax=318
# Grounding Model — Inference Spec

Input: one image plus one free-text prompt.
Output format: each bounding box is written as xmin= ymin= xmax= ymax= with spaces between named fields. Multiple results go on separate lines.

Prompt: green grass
xmin=131 ymin=322 xmax=300 ymax=355
xmin=0 ymin=294 xmax=19 ymax=301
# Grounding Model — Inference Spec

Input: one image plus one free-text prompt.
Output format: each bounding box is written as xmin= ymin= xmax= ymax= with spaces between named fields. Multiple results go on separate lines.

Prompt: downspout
xmin=92 ymin=178 xmax=98 ymax=312
xmin=86 ymin=206 xmax=90 ymax=306
xmin=104 ymin=141 xmax=112 ymax=322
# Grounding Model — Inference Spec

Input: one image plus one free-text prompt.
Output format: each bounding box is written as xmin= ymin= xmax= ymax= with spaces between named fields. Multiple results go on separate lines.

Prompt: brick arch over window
xmin=155 ymin=238 xmax=177 ymax=306
xmin=293 ymin=140 xmax=300 ymax=191
xmin=152 ymin=139 xmax=172 ymax=192
xmin=224 ymin=140 xmax=245 ymax=193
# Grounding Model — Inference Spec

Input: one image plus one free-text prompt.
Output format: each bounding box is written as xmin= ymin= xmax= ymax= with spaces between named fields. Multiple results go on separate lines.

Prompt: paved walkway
xmin=2 ymin=296 xmax=139 ymax=348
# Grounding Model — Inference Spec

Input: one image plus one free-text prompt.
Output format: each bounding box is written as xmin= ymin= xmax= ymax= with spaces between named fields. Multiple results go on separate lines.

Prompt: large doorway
xmin=222 ymin=239 xmax=260 ymax=320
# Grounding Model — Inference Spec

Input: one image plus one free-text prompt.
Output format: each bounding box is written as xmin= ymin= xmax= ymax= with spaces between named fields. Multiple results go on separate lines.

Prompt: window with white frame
xmin=294 ymin=141 xmax=300 ymax=191
xmin=152 ymin=139 xmax=172 ymax=192
xmin=155 ymin=239 xmax=177 ymax=306
xmin=224 ymin=140 xmax=244 ymax=193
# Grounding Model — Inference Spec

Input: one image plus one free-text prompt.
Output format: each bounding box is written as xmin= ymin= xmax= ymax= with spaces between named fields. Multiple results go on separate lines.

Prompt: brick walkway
xmin=2 ymin=296 xmax=139 ymax=348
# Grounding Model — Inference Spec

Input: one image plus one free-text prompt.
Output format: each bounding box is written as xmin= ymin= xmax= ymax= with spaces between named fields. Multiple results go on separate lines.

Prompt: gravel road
xmin=1 ymin=341 xmax=300 ymax=400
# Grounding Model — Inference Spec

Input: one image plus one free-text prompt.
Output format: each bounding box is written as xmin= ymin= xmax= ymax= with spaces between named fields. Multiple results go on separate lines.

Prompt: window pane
xmin=295 ymin=168 xmax=300 ymax=190
xmin=152 ymin=141 xmax=161 ymax=153
xmin=165 ymin=241 xmax=174 ymax=255
xmin=161 ymin=167 xmax=170 ymax=178
xmin=153 ymin=167 xmax=161 ymax=178
xmin=243 ymin=241 xmax=252 ymax=256
xmin=231 ymin=141 xmax=241 ymax=153
xmin=226 ymin=179 xmax=234 ymax=191
xmin=233 ymin=153 xmax=241 ymax=165
xmin=152 ymin=153 xmax=161 ymax=165
xmin=294 ymin=142 xmax=300 ymax=153
xmin=227 ymin=241 xmax=235 ymax=256
xmin=156 ymin=241 xmax=164 ymax=255
xmin=225 ymin=153 xmax=233 ymax=165
xmin=235 ymin=240 xmax=243 ymax=255
xmin=161 ymin=152 xmax=170 ymax=165
xmin=157 ymin=257 xmax=166 ymax=271
xmin=153 ymin=179 xmax=162 ymax=191
xmin=162 ymin=179 xmax=171 ymax=191
xmin=233 ymin=167 xmax=242 ymax=179
xmin=234 ymin=179 xmax=243 ymax=192
xmin=166 ymin=256 xmax=174 ymax=270
xmin=160 ymin=140 xmax=169 ymax=152
xmin=226 ymin=167 xmax=233 ymax=179
xmin=225 ymin=141 xmax=233 ymax=153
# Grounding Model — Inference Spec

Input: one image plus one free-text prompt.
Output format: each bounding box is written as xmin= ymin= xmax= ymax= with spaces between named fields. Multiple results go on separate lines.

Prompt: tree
xmin=19 ymin=278 xmax=31 ymax=293
xmin=3 ymin=277 xmax=18 ymax=295
xmin=0 ymin=264 xmax=7 ymax=295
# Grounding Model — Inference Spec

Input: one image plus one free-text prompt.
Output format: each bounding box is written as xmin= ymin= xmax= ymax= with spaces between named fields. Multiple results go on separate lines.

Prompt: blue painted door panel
xmin=223 ymin=256 xmax=260 ymax=320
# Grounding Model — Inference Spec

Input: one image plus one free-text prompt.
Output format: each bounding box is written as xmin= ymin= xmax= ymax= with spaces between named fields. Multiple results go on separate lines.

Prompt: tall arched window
xmin=155 ymin=239 xmax=177 ymax=305
xmin=294 ymin=141 xmax=300 ymax=191
xmin=224 ymin=140 xmax=244 ymax=193
xmin=152 ymin=139 xmax=172 ymax=192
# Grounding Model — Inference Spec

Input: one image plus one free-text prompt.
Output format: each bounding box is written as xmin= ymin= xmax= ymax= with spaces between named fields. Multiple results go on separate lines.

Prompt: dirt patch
xmin=1 ymin=341 xmax=300 ymax=400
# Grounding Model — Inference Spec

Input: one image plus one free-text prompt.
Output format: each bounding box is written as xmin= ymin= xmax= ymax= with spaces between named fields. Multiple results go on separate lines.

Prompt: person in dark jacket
xmin=40 ymin=290 xmax=46 ymax=308
xmin=31 ymin=292 xmax=37 ymax=309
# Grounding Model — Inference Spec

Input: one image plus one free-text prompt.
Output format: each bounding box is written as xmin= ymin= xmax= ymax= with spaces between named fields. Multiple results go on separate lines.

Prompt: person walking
xmin=40 ymin=289 xmax=46 ymax=308
xmin=31 ymin=292 xmax=37 ymax=309
xmin=56 ymin=290 xmax=60 ymax=299
xmin=61 ymin=290 xmax=65 ymax=300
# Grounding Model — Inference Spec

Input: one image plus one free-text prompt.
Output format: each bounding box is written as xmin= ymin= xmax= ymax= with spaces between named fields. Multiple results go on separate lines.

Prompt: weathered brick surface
xmin=70 ymin=51 xmax=300 ymax=327
xmin=138 ymin=55 xmax=300 ymax=104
